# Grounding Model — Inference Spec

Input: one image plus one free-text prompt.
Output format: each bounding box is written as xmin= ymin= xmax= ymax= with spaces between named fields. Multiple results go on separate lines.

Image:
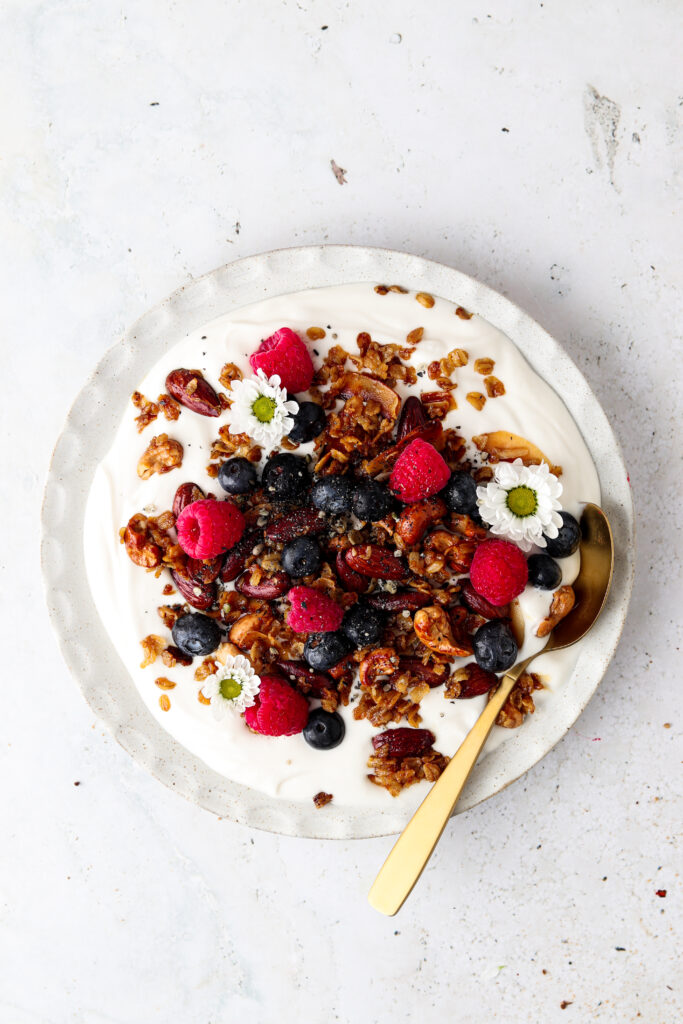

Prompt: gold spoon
xmin=368 ymin=502 xmax=614 ymax=916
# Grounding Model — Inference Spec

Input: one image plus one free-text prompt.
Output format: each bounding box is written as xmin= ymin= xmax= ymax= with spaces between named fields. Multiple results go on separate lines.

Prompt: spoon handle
xmin=368 ymin=661 xmax=529 ymax=916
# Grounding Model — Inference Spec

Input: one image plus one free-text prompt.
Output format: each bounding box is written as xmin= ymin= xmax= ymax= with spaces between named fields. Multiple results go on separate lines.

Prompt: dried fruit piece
xmin=137 ymin=434 xmax=183 ymax=479
xmin=472 ymin=431 xmax=562 ymax=476
xmin=334 ymin=550 xmax=369 ymax=593
xmin=345 ymin=545 xmax=408 ymax=580
xmin=395 ymin=396 xmax=429 ymax=442
xmin=536 ymin=585 xmax=575 ymax=638
xmin=395 ymin=496 xmax=447 ymax=545
xmin=235 ymin=570 xmax=291 ymax=600
xmin=265 ymin=507 xmax=326 ymax=543
xmin=445 ymin=663 xmax=497 ymax=699
xmin=414 ymin=605 xmax=472 ymax=657
xmin=460 ymin=580 xmax=510 ymax=620
xmin=366 ymin=590 xmax=431 ymax=613
xmin=172 ymin=482 xmax=205 ymax=518
xmin=372 ymin=727 xmax=435 ymax=758
xmin=166 ymin=368 xmax=222 ymax=417
xmin=170 ymin=568 xmax=216 ymax=610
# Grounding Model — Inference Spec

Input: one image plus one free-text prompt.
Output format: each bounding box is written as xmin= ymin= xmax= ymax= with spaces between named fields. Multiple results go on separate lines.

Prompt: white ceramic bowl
xmin=41 ymin=246 xmax=635 ymax=838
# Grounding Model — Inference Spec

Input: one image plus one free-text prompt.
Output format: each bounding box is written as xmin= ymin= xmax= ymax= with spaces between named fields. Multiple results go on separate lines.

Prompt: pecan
xmin=472 ymin=431 xmax=562 ymax=476
xmin=391 ymin=657 xmax=449 ymax=688
xmin=372 ymin=727 xmax=435 ymax=758
xmin=445 ymin=663 xmax=497 ymax=699
xmin=235 ymin=570 xmax=291 ymax=600
xmin=414 ymin=606 xmax=472 ymax=657
xmin=335 ymin=550 xmax=369 ymax=593
xmin=395 ymin=496 xmax=447 ymax=546
xmin=366 ymin=590 xmax=431 ymax=613
xmin=395 ymin=396 xmax=429 ymax=442
xmin=460 ymin=580 xmax=510 ymax=620
xmin=265 ymin=507 xmax=326 ymax=543
xmin=536 ymin=585 xmax=575 ymax=638
xmin=275 ymin=660 xmax=334 ymax=694
xmin=220 ymin=528 xmax=263 ymax=583
xmin=123 ymin=513 xmax=161 ymax=568
xmin=165 ymin=368 xmax=221 ymax=417
xmin=170 ymin=568 xmax=216 ymax=610
xmin=424 ymin=529 xmax=477 ymax=574
xmin=345 ymin=545 xmax=408 ymax=580
xmin=172 ymin=482 xmax=205 ymax=518
xmin=137 ymin=434 xmax=183 ymax=479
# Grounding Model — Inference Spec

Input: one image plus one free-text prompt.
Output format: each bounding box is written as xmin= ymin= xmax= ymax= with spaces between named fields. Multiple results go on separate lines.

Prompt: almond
xmin=345 ymin=545 xmax=408 ymax=580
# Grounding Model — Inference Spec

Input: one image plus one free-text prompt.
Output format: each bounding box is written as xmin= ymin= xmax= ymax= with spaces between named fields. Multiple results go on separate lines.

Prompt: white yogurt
xmin=84 ymin=283 xmax=600 ymax=809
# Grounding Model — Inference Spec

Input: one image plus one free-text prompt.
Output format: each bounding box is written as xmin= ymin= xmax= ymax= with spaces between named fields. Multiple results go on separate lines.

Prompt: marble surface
xmin=1 ymin=1 xmax=680 ymax=1021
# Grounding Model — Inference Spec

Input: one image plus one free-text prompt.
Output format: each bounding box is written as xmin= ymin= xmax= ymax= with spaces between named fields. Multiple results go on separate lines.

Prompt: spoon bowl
xmin=368 ymin=502 xmax=615 ymax=916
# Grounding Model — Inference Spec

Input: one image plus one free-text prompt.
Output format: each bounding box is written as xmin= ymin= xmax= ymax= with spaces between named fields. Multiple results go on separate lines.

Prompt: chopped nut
xmin=219 ymin=362 xmax=243 ymax=390
xmin=131 ymin=391 xmax=159 ymax=432
xmin=140 ymin=634 xmax=165 ymax=668
xmin=137 ymin=434 xmax=183 ymax=479
xmin=466 ymin=392 xmax=486 ymax=411
xmin=537 ymin=586 xmax=575 ymax=638
xmin=484 ymin=375 xmax=505 ymax=398
xmin=313 ymin=791 xmax=333 ymax=808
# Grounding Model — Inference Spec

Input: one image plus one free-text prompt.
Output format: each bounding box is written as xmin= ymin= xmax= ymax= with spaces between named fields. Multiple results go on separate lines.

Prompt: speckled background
xmin=1 ymin=1 xmax=680 ymax=1022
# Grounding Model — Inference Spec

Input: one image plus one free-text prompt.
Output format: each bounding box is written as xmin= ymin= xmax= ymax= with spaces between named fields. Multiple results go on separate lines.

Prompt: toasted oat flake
xmin=484 ymin=375 xmax=505 ymax=398
xmin=406 ymin=327 xmax=424 ymax=345
xmin=416 ymin=292 xmax=435 ymax=308
xmin=306 ymin=327 xmax=326 ymax=340
xmin=466 ymin=392 xmax=486 ymax=411
xmin=474 ymin=357 xmax=495 ymax=375
xmin=140 ymin=634 xmax=165 ymax=668
xmin=455 ymin=306 xmax=473 ymax=319
xmin=158 ymin=694 xmax=171 ymax=711
xmin=155 ymin=677 xmax=176 ymax=690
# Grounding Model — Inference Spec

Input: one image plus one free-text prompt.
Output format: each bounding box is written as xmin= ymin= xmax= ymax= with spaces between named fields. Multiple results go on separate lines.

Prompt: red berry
xmin=287 ymin=586 xmax=344 ymax=633
xmin=249 ymin=327 xmax=314 ymax=394
xmin=244 ymin=675 xmax=309 ymax=737
xmin=176 ymin=499 xmax=245 ymax=559
xmin=390 ymin=439 xmax=451 ymax=504
xmin=469 ymin=539 xmax=528 ymax=606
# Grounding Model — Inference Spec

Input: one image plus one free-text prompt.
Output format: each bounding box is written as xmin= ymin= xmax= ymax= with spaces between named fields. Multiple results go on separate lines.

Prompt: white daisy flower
xmin=476 ymin=459 xmax=563 ymax=552
xmin=201 ymin=655 xmax=261 ymax=720
xmin=227 ymin=370 xmax=299 ymax=448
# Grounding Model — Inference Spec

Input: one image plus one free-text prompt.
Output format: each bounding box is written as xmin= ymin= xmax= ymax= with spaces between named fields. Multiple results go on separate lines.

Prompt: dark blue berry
xmin=342 ymin=602 xmax=386 ymax=647
xmin=282 ymin=536 xmax=322 ymax=577
xmin=304 ymin=631 xmax=353 ymax=671
xmin=171 ymin=613 xmax=221 ymax=657
xmin=218 ymin=457 xmax=257 ymax=495
xmin=351 ymin=480 xmax=395 ymax=522
xmin=288 ymin=402 xmax=326 ymax=443
xmin=543 ymin=511 xmax=581 ymax=557
xmin=303 ymin=708 xmax=345 ymax=750
xmin=473 ymin=620 xmax=518 ymax=673
xmin=527 ymin=553 xmax=562 ymax=590
xmin=262 ymin=454 xmax=310 ymax=502
xmin=310 ymin=474 xmax=353 ymax=515
xmin=442 ymin=471 xmax=479 ymax=515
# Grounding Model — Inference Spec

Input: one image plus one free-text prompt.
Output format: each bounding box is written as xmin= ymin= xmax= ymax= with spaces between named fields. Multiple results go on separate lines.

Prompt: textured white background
xmin=1 ymin=1 xmax=681 ymax=1022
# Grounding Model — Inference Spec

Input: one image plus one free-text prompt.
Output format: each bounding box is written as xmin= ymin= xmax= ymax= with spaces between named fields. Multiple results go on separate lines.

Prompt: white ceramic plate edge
xmin=41 ymin=245 xmax=635 ymax=839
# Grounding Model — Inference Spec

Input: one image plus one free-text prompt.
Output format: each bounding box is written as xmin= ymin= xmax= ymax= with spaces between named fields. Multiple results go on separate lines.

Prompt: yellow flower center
xmin=506 ymin=485 xmax=537 ymax=518
xmin=252 ymin=395 xmax=276 ymax=423
xmin=220 ymin=677 xmax=243 ymax=701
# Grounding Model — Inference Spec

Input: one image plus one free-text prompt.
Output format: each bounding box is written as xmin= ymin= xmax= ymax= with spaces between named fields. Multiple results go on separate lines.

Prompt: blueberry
xmin=351 ymin=479 xmax=395 ymax=522
xmin=543 ymin=511 xmax=581 ymax=557
xmin=442 ymin=471 xmax=479 ymax=515
xmin=527 ymin=553 xmax=562 ymax=590
xmin=304 ymin=631 xmax=353 ymax=671
xmin=342 ymin=602 xmax=386 ymax=647
xmin=288 ymin=402 xmax=326 ymax=443
xmin=218 ymin=457 xmax=257 ymax=495
xmin=262 ymin=454 xmax=310 ymax=502
xmin=303 ymin=708 xmax=345 ymax=750
xmin=472 ymin=620 xmax=518 ymax=673
xmin=282 ymin=536 xmax=322 ymax=577
xmin=310 ymin=474 xmax=353 ymax=515
xmin=172 ymin=613 xmax=221 ymax=657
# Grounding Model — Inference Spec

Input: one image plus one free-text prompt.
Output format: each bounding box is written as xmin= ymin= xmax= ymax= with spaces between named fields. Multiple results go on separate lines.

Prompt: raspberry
xmin=390 ymin=439 xmax=451 ymax=504
xmin=469 ymin=539 xmax=528 ymax=606
xmin=249 ymin=327 xmax=314 ymax=394
xmin=287 ymin=586 xmax=344 ymax=633
xmin=176 ymin=499 xmax=245 ymax=559
xmin=244 ymin=674 xmax=309 ymax=737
